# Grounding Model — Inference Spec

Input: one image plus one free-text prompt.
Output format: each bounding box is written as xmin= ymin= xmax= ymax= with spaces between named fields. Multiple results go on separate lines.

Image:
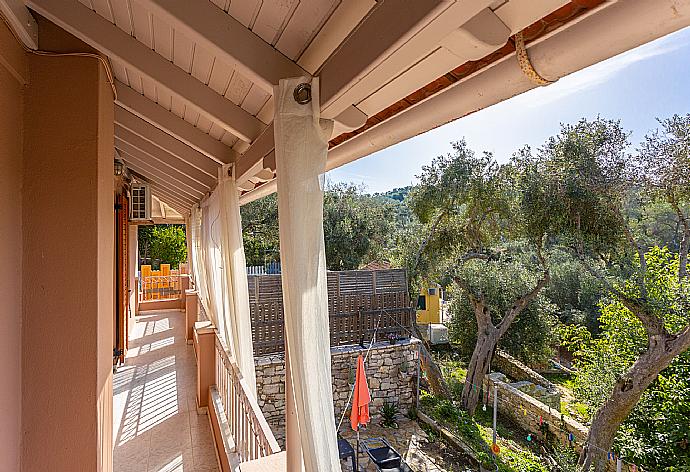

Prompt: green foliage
xmin=323 ymin=183 xmax=396 ymax=270
xmin=239 ymin=183 xmax=398 ymax=270
xmin=437 ymin=353 xmax=468 ymax=400
xmin=556 ymin=324 xmax=593 ymax=357
xmin=634 ymin=114 xmax=690 ymax=206
xmin=516 ymin=117 xmax=631 ymax=254
xmin=446 ymin=249 xmax=557 ymax=365
xmin=138 ymin=224 xmax=187 ymax=269
xmin=421 ymin=391 xmax=550 ymax=472
xmin=374 ymin=186 xmax=411 ymax=203
xmin=571 ymin=247 xmax=690 ymax=469
xmin=380 ymin=401 xmax=399 ymax=428
xmin=545 ymin=249 xmax=603 ymax=331
xmin=550 ymin=445 xmax=580 ymax=472
xmin=407 ymin=141 xmax=517 ymax=273
xmin=240 ymin=193 xmax=280 ymax=266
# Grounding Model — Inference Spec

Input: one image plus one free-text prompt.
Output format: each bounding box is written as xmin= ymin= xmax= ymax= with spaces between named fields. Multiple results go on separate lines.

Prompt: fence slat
xmin=248 ymin=269 xmax=413 ymax=356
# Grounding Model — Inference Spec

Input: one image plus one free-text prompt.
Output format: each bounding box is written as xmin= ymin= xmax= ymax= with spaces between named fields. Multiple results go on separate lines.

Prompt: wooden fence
xmin=248 ymin=269 xmax=414 ymax=356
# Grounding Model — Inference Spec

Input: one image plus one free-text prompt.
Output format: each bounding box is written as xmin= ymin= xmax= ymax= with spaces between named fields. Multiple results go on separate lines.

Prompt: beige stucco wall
xmin=0 ymin=20 xmax=27 ymax=472
xmin=20 ymin=16 xmax=114 ymax=472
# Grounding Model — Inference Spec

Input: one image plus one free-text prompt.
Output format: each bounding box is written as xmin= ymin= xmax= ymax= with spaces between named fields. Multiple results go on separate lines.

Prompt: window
xmin=417 ymin=295 xmax=426 ymax=310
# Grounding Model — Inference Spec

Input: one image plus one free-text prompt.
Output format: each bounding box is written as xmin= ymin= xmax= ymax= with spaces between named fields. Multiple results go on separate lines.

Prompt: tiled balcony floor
xmin=113 ymin=309 xmax=220 ymax=472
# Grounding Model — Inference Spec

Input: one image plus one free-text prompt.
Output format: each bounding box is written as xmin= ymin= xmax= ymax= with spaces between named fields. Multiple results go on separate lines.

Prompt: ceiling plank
xmin=235 ymin=0 xmax=454 ymax=184
xmin=150 ymin=188 xmax=194 ymax=212
xmin=134 ymin=0 xmax=306 ymax=92
xmin=151 ymin=194 xmax=187 ymax=215
xmin=124 ymin=162 xmax=201 ymax=205
xmin=115 ymin=81 xmax=237 ymax=164
xmin=115 ymin=106 xmax=220 ymax=176
xmin=119 ymin=150 xmax=207 ymax=200
xmin=145 ymin=180 xmax=196 ymax=207
xmin=118 ymin=145 xmax=211 ymax=195
xmin=115 ymin=128 xmax=217 ymax=188
xmin=135 ymin=175 xmax=196 ymax=207
xmin=26 ymin=0 xmax=265 ymax=142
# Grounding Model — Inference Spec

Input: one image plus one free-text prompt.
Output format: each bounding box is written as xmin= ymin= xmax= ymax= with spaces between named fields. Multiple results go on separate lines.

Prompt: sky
xmin=326 ymin=26 xmax=690 ymax=194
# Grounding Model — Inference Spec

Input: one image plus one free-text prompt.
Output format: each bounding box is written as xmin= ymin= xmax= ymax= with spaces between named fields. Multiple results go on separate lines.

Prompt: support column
xmin=194 ymin=321 xmax=216 ymax=409
xmin=0 ymin=19 xmax=27 ymax=472
xmin=180 ymin=273 xmax=190 ymax=309
xmin=285 ymin=348 xmax=303 ymax=470
xmin=185 ymin=290 xmax=199 ymax=344
xmin=274 ymin=77 xmax=339 ymax=471
xmin=128 ymin=224 xmax=138 ymax=334
xmin=21 ymin=17 xmax=114 ymax=472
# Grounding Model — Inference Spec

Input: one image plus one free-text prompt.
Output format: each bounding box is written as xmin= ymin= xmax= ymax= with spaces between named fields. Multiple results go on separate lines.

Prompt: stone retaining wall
xmin=255 ymin=338 xmax=420 ymax=444
xmin=484 ymin=373 xmax=638 ymax=472
xmin=492 ymin=350 xmax=553 ymax=388
xmin=484 ymin=372 xmax=588 ymax=451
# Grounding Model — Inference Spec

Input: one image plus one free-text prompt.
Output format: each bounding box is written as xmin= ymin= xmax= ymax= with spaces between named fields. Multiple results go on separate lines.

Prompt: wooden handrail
xmin=214 ymin=335 xmax=280 ymax=462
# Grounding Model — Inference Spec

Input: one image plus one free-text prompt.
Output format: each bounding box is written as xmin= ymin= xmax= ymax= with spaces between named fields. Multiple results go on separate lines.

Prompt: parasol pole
xmin=356 ymin=426 xmax=359 ymax=471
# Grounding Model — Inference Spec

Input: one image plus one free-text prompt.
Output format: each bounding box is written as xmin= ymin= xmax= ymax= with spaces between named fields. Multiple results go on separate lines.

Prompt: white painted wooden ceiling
xmin=41 ymin=0 xmax=572 ymax=211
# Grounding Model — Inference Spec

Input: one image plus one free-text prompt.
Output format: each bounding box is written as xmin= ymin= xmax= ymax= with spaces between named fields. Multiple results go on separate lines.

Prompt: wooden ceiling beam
xmin=118 ymin=150 xmax=207 ymax=200
xmin=115 ymin=81 xmax=236 ymax=164
xmin=115 ymin=106 xmax=221 ymax=176
xmin=134 ymin=0 xmax=306 ymax=92
xmin=145 ymin=180 xmax=196 ymax=207
xmin=0 ymin=0 xmax=38 ymax=49
xmin=115 ymin=126 xmax=217 ymax=188
xmin=26 ymin=0 xmax=265 ymax=142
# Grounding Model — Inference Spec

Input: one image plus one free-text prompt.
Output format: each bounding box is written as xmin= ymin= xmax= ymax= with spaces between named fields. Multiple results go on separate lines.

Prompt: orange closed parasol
xmin=350 ymin=354 xmax=371 ymax=470
xmin=350 ymin=354 xmax=371 ymax=431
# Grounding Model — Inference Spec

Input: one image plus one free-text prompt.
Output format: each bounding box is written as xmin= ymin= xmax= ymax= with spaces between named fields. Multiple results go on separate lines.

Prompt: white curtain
xmin=189 ymin=170 xmax=256 ymax=396
xmin=274 ymin=76 xmax=340 ymax=471
xmin=190 ymin=205 xmax=207 ymax=306
xmin=218 ymin=165 xmax=256 ymax=395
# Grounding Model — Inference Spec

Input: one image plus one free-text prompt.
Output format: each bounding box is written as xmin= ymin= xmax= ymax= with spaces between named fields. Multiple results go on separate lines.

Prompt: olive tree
xmin=518 ymin=116 xmax=690 ymax=471
xmin=409 ymin=141 xmax=550 ymax=414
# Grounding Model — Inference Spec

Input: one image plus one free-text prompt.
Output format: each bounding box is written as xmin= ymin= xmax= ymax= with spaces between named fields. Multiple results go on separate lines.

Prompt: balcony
xmin=113 ymin=309 xmax=219 ymax=471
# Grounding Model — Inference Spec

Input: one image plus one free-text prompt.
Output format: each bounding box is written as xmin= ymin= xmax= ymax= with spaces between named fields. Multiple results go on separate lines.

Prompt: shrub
xmin=380 ymin=401 xmax=399 ymax=428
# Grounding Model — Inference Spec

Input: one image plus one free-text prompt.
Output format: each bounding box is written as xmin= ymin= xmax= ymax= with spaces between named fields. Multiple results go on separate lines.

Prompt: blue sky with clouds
xmin=326 ymin=26 xmax=690 ymax=194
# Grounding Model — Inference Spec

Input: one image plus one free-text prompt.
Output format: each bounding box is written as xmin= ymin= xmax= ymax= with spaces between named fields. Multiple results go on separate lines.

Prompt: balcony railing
xmin=214 ymin=335 xmax=280 ymax=462
xmin=140 ymin=274 xmax=181 ymax=301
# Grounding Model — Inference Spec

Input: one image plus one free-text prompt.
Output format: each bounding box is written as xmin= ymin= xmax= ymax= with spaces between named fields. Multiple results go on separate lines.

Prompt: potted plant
xmin=387 ymin=333 xmax=398 ymax=345
xmin=476 ymin=451 xmax=496 ymax=472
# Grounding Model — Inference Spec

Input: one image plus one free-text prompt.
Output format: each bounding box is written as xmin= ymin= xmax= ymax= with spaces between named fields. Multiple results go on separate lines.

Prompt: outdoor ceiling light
xmin=114 ymin=160 xmax=125 ymax=176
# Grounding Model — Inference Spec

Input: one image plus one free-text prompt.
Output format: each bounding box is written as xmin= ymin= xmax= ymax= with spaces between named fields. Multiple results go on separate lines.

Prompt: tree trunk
xmin=411 ymin=322 xmax=451 ymax=398
xmin=461 ymin=325 xmax=498 ymax=415
xmin=579 ymin=333 xmax=690 ymax=471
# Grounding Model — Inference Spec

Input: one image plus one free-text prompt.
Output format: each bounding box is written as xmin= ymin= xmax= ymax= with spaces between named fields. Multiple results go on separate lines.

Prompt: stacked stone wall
xmin=484 ymin=373 xmax=638 ymax=472
xmin=484 ymin=373 xmax=587 ymax=450
xmin=254 ymin=338 xmax=420 ymax=444
xmin=492 ymin=350 xmax=553 ymax=388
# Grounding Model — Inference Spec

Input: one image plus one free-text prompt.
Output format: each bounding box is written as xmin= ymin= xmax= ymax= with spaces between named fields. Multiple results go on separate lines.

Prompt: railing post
xmin=180 ymin=273 xmax=190 ymax=310
xmin=185 ymin=290 xmax=199 ymax=344
xmin=134 ymin=276 xmax=140 ymax=314
xmin=194 ymin=321 xmax=216 ymax=409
